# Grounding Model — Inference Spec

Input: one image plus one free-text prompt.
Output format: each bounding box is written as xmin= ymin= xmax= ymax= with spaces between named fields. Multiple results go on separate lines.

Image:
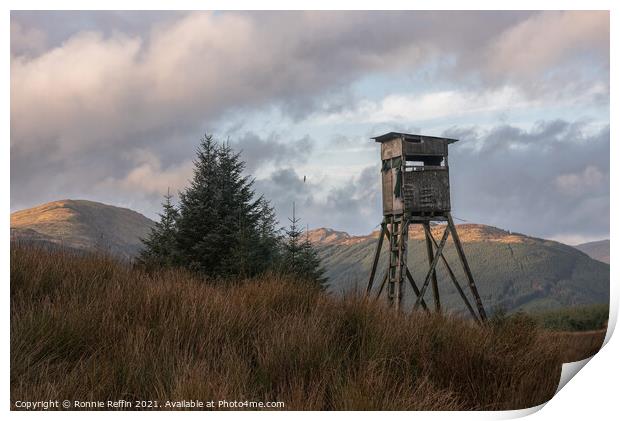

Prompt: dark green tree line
xmin=139 ymin=134 xmax=325 ymax=285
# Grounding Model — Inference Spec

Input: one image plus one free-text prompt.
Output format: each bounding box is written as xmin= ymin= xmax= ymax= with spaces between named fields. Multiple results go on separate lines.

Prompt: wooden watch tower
xmin=366 ymin=132 xmax=487 ymax=322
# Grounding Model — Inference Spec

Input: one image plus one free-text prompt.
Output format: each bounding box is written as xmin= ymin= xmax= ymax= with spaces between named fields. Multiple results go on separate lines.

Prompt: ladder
xmin=387 ymin=215 xmax=408 ymax=310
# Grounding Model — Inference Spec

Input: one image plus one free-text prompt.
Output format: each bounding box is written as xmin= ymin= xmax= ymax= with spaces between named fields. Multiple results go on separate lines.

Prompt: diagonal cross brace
xmin=424 ymin=222 xmax=441 ymax=312
xmin=424 ymin=224 xmax=480 ymax=323
xmin=413 ymin=226 xmax=450 ymax=310
xmin=406 ymin=268 xmax=429 ymax=311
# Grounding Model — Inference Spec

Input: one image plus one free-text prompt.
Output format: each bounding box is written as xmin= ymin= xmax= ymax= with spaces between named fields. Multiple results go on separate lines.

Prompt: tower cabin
xmin=373 ymin=132 xmax=458 ymax=217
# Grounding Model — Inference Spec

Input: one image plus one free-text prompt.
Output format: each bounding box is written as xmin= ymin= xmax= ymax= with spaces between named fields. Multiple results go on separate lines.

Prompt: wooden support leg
xmin=375 ymin=268 xmax=389 ymax=301
xmin=447 ymin=213 xmax=487 ymax=321
xmin=413 ymin=227 xmax=450 ymax=311
xmin=425 ymin=226 xmax=480 ymax=323
xmin=424 ymin=222 xmax=441 ymax=312
xmin=366 ymin=220 xmax=387 ymax=296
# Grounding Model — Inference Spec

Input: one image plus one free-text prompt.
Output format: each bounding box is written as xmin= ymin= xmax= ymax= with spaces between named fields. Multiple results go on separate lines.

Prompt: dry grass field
xmin=11 ymin=244 xmax=603 ymax=410
xmin=551 ymin=329 xmax=606 ymax=363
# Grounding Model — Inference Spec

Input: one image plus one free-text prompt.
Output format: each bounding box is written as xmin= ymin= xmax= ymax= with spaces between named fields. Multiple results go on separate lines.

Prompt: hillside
xmin=10 ymin=200 xmax=609 ymax=315
xmin=309 ymin=225 xmax=609 ymax=314
xmin=575 ymin=239 xmax=610 ymax=264
xmin=11 ymin=244 xmax=567 ymax=410
xmin=10 ymin=200 xmax=155 ymax=259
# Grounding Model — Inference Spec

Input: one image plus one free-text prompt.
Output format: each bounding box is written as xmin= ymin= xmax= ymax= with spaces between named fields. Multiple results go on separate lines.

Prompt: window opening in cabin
xmin=405 ymin=160 xmax=425 ymax=172
xmin=404 ymin=155 xmax=445 ymax=171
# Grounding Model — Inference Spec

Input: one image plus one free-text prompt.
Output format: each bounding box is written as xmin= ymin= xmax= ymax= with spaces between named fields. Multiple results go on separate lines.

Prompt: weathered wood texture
xmin=380 ymin=138 xmax=403 ymax=160
xmin=378 ymin=134 xmax=452 ymax=216
xmin=382 ymin=168 xmax=406 ymax=215
xmin=402 ymin=169 xmax=451 ymax=213
xmin=403 ymin=138 xmax=448 ymax=156
xmin=381 ymin=169 xmax=392 ymax=213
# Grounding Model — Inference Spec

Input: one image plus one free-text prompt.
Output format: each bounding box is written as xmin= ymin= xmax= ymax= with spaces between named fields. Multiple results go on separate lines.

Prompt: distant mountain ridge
xmin=11 ymin=200 xmax=155 ymax=259
xmin=307 ymin=224 xmax=532 ymax=247
xmin=306 ymin=228 xmax=373 ymax=246
xmin=307 ymin=225 xmax=609 ymax=314
xmin=10 ymin=200 xmax=609 ymax=314
xmin=575 ymin=239 xmax=609 ymax=264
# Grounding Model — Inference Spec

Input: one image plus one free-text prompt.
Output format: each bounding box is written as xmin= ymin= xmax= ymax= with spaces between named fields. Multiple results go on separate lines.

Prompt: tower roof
xmin=372 ymin=132 xmax=458 ymax=144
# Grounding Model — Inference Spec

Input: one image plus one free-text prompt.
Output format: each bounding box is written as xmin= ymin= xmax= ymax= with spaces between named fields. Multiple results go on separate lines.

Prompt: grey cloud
xmin=11 ymin=11 xmax=608 ymax=160
xmin=254 ymin=120 xmax=609 ymax=243
xmin=444 ymin=121 xmax=609 ymax=242
xmin=483 ymin=11 xmax=609 ymax=79
xmin=450 ymin=11 xmax=609 ymax=100
xmin=255 ymin=166 xmax=381 ymax=234
xmin=319 ymin=166 xmax=382 ymax=231
xmin=11 ymin=11 xmax=608 ymax=158
xmin=10 ymin=11 xmax=609 ymax=242
xmin=445 ymin=119 xmax=581 ymax=155
xmin=10 ymin=128 xmax=316 ymax=219
xmin=230 ymin=132 xmax=314 ymax=172
xmin=255 ymin=168 xmax=315 ymax=212
xmin=11 ymin=11 xmax=187 ymax=55
xmin=10 ymin=20 xmax=47 ymax=56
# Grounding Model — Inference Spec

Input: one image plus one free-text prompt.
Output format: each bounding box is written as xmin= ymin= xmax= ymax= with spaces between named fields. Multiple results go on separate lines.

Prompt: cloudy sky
xmin=10 ymin=11 xmax=609 ymax=244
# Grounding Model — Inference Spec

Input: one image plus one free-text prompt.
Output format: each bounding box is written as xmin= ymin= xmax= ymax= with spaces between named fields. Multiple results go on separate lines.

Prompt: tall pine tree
xmin=138 ymin=189 xmax=179 ymax=268
xmin=175 ymin=134 xmax=222 ymax=274
xmin=172 ymin=134 xmax=280 ymax=278
xmin=215 ymin=141 xmax=265 ymax=277
xmin=282 ymin=203 xmax=326 ymax=288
